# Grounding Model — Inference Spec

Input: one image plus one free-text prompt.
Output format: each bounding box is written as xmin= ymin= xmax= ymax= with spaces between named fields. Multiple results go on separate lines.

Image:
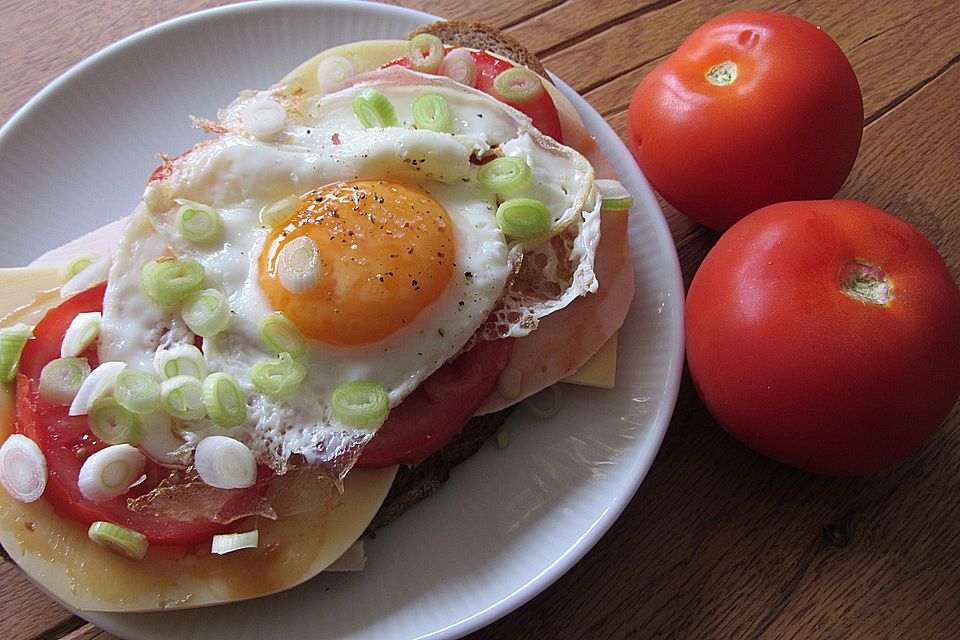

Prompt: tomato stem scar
xmin=705 ymin=61 xmax=738 ymax=86
xmin=840 ymin=260 xmax=893 ymax=305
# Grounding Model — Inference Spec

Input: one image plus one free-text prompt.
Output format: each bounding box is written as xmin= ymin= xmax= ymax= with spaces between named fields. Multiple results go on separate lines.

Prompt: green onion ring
xmin=495 ymin=198 xmax=553 ymax=242
xmin=477 ymin=156 xmax=532 ymax=195
xmin=352 ymin=88 xmax=397 ymax=128
xmin=331 ymin=380 xmax=390 ymax=430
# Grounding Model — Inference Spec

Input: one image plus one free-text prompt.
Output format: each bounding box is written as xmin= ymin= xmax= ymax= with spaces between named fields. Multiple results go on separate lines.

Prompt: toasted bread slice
xmin=407 ymin=20 xmax=549 ymax=78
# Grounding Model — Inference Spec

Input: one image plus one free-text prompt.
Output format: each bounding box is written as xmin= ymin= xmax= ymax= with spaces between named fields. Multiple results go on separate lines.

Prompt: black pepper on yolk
xmin=259 ymin=180 xmax=455 ymax=346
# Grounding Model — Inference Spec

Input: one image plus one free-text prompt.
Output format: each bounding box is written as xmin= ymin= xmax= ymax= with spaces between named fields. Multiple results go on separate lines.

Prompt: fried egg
xmin=98 ymin=67 xmax=601 ymax=479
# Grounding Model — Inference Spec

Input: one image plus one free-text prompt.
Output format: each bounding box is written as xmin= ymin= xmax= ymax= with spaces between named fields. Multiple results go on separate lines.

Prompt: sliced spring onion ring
xmin=407 ymin=33 xmax=445 ymax=73
xmin=496 ymin=365 xmax=523 ymax=401
xmin=160 ymin=375 xmax=207 ymax=421
xmin=88 ymin=521 xmax=149 ymax=560
xmin=60 ymin=311 xmax=101 ymax=358
xmin=60 ymin=255 xmax=97 ymax=281
xmin=316 ymin=55 xmax=354 ymax=92
xmin=181 ymin=288 xmax=231 ymax=337
xmin=68 ymin=361 xmax=127 ymax=417
xmin=242 ymin=99 xmax=287 ymax=140
xmin=595 ymin=179 xmax=634 ymax=211
xmin=211 ymin=530 xmax=259 ymax=555
xmin=332 ymin=380 xmax=389 ymax=430
xmin=496 ymin=198 xmax=552 ymax=242
xmin=0 ymin=434 xmax=47 ymax=503
xmin=88 ymin=397 xmax=144 ymax=445
xmin=175 ymin=199 xmax=223 ymax=244
xmin=114 ymin=369 xmax=161 ymax=414
xmin=0 ymin=323 xmax=33 ymax=383
xmin=496 ymin=430 xmax=510 ymax=450
xmin=39 ymin=357 xmax=91 ymax=406
xmin=438 ymin=47 xmax=477 ymax=86
xmin=412 ymin=93 xmax=453 ymax=133
xmin=477 ymin=156 xmax=532 ymax=195
xmin=249 ymin=352 xmax=306 ymax=397
xmin=260 ymin=195 xmax=300 ymax=228
xmin=257 ymin=313 xmax=308 ymax=359
xmin=524 ymin=383 xmax=563 ymax=419
xmin=140 ymin=258 xmax=205 ymax=308
xmin=194 ymin=435 xmax=256 ymax=489
xmin=202 ymin=372 xmax=247 ymax=428
xmin=60 ymin=253 xmax=111 ymax=299
xmin=77 ymin=444 xmax=145 ymax=502
xmin=352 ymin=88 xmax=397 ymax=128
xmin=492 ymin=66 xmax=544 ymax=104
xmin=154 ymin=343 xmax=207 ymax=380
xmin=277 ymin=236 xmax=320 ymax=294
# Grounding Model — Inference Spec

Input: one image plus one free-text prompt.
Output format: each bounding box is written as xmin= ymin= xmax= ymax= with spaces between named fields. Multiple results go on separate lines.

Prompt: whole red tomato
xmin=685 ymin=200 xmax=960 ymax=475
xmin=628 ymin=12 xmax=863 ymax=231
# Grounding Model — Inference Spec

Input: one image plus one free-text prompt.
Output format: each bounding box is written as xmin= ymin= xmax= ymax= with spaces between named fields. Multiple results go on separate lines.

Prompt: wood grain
xmin=0 ymin=0 xmax=958 ymax=639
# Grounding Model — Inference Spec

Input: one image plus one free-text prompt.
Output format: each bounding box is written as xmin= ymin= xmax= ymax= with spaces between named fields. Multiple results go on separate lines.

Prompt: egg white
xmin=99 ymin=70 xmax=599 ymax=478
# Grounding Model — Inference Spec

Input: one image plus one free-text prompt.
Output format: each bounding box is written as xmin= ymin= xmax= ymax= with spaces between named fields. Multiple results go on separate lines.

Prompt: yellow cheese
xmin=562 ymin=332 xmax=618 ymax=389
xmin=0 ymin=267 xmax=63 ymax=327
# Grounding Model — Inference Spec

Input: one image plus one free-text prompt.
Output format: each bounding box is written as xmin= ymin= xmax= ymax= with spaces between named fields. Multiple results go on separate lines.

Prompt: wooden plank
xmin=0 ymin=561 xmax=76 ymax=639
xmin=60 ymin=623 xmax=119 ymax=640
xmin=580 ymin=0 xmax=960 ymax=124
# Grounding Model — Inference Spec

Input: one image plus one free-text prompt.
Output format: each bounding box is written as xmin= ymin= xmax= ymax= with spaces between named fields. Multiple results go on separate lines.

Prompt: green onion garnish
xmin=407 ymin=33 xmax=445 ymax=74
xmin=277 ymin=236 xmax=320 ymax=294
xmin=202 ymin=372 xmax=247 ymax=428
xmin=257 ymin=313 xmax=307 ymax=359
xmin=595 ymin=179 xmax=634 ymax=211
xmin=160 ymin=375 xmax=207 ymax=421
xmin=0 ymin=323 xmax=33 ymax=383
xmin=477 ymin=156 xmax=532 ymax=195
xmin=60 ymin=255 xmax=97 ymax=281
xmin=60 ymin=311 xmax=101 ymax=358
xmin=77 ymin=443 xmax=145 ymax=502
xmin=438 ymin=47 xmax=476 ymax=86
xmin=181 ymin=288 xmax=231 ymax=338
xmin=114 ymin=369 xmax=161 ymax=415
xmin=68 ymin=361 xmax=127 ymax=416
xmin=412 ymin=93 xmax=453 ymax=133
xmin=352 ymin=88 xmax=397 ymax=128
xmin=211 ymin=530 xmax=259 ymax=555
xmin=88 ymin=521 xmax=149 ymax=560
xmin=38 ymin=357 xmax=90 ymax=406
xmin=154 ymin=344 xmax=207 ymax=380
xmin=495 ymin=198 xmax=552 ymax=242
xmin=496 ymin=430 xmax=510 ymax=450
xmin=259 ymin=195 xmax=300 ymax=228
xmin=193 ymin=435 xmax=256 ymax=489
xmin=175 ymin=200 xmax=223 ymax=245
xmin=331 ymin=380 xmax=389 ymax=430
xmin=492 ymin=66 xmax=544 ymax=104
xmin=249 ymin=352 xmax=306 ymax=397
xmin=140 ymin=258 xmax=205 ymax=308
xmin=0 ymin=434 xmax=47 ymax=504
xmin=524 ymin=383 xmax=563 ymax=419
xmin=88 ymin=397 xmax=144 ymax=445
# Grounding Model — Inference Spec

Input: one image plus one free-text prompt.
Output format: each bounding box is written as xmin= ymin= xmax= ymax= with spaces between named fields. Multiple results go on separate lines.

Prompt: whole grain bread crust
xmin=407 ymin=20 xmax=549 ymax=79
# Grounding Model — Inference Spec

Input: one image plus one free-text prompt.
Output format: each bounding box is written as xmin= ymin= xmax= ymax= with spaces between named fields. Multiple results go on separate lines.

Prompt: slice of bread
xmin=407 ymin=20 xmax=549 ymax=78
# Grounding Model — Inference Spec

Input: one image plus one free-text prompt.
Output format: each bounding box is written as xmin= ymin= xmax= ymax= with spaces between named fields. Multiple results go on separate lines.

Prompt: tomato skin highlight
xmin=628 ymin=11 xmax=863 ymax=231
xmin=685 ymin=200 xmax=960 ymax=475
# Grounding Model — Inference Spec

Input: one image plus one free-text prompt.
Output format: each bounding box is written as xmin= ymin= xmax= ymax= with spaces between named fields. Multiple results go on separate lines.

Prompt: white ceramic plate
xmin=0 ymin=1 xmax=684 ymax=638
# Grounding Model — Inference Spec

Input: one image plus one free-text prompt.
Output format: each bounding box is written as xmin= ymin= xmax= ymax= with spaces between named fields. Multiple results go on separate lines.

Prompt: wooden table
xmin=1 ymin=1 xmax=957 ymax=638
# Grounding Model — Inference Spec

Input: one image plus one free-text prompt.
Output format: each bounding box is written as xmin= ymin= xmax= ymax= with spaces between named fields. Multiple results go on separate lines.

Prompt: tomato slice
xmin=384 ymin=50 xmax=564 ymax=143
xmin=357 ymin=337 xmax=513 ymax=468
xmin=14 ymin=285 xmax=262 ymax=547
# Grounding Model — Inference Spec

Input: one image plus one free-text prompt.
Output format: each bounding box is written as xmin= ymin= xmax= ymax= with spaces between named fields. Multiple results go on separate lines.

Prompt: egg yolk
xmin=259 ymin=180 xmax=455 ymax=346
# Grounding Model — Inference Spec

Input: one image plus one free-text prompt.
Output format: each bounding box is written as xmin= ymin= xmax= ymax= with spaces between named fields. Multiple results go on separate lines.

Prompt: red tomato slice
xmin=384 ymin=50 xmax=564 ymax=143
xmin=15 ymin=285 xmax=262 ymax=546
xmin=357 ymin=337 xmax=513 ymax=468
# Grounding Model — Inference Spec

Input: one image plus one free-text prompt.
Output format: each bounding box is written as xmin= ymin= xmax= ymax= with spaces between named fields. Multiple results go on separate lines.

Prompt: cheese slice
xmin=562 ymin=332 xmax=617 ymax=388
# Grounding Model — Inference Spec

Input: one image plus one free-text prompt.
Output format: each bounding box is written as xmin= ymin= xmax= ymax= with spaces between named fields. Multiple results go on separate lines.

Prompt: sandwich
xmin=0 ymin=21 xmax=634 ymax=611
